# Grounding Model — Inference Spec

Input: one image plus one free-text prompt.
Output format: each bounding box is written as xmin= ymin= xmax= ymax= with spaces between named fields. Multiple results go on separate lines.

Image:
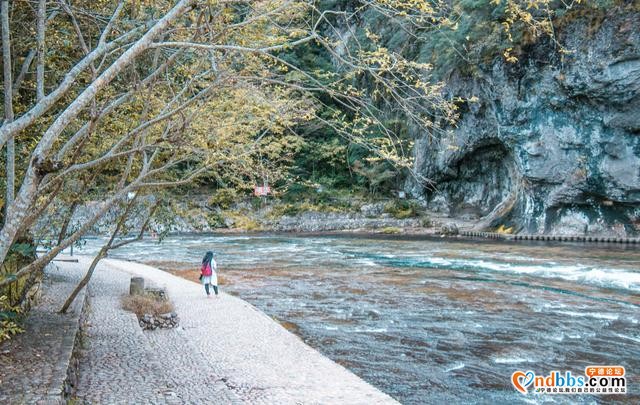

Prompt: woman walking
xmin=200 ymin=251 xmax=219 ymax=298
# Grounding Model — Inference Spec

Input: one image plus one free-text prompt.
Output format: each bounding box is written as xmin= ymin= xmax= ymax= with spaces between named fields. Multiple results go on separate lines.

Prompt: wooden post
xmin=130 ymin=277 xmax=145 ymax=295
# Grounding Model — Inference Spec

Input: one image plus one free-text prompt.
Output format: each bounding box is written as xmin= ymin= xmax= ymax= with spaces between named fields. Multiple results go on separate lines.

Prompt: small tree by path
xmin=59 ymin=195 xmax=159 ymax=314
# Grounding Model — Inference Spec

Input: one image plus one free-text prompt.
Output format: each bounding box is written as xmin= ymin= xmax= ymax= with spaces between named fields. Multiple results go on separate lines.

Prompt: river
xmin=76 ymin=234 xmax=640 ymax=404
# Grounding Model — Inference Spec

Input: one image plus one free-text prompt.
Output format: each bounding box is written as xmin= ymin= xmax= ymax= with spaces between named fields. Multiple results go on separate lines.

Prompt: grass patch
xmin=229 ymin=213 xmax=262 ymax=231
xmin=121 ymin=294 xmax=174 ymax=318
xmin=380 ymin=226 xmax=402 ymax=234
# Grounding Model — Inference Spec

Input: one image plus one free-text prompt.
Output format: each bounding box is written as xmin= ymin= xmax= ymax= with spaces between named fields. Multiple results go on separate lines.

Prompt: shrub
xmin=208 ymin=188 xmax=238 ymax=209
xmin=206 ymin=212 xmax=226 ymax=228
xmin=227 ymin=212 xmax=262 ymax=231
xmin=383 ymin=200 xmax=421 ymax=219
xmin=121 ymin=294 xmax=174 ymax=318
xmin=0 ymin=295 xmax=23 ymax=343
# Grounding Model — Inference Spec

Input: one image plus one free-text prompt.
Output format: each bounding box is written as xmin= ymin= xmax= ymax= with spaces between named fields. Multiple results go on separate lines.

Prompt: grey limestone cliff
xmin=408 ymin=8 xmax=640 ymax=236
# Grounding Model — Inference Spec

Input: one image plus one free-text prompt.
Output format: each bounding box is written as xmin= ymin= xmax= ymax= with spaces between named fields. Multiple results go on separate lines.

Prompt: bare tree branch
xmin=0 ymin=0 xmax=198 ymax=265
xmin=0 ymin=25 xmax=145 ymax=148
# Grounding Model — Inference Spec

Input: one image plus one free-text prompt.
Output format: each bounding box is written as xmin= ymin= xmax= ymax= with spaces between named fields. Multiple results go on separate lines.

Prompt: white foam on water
xmin=614 ymin=333 xmax=640 ymax=344
xmin=351 ymin=328 xmax=388 ymax=333
xmin=425 ymin=255 xmax=640 ymax=292
xmin=493 ymin=357 xmax=535 ymax=364
xmin=423 ymin=257 xmax=453 ymax=266
xmin=444 ymin=363 xmax=465 ymax=372
xmin=555 ymin=310 xmax=619 ymax=320
xmin=357 ymin=259 xmax=379 ymax=267
xmin=575 ymin=268 xmax=640 ymax=291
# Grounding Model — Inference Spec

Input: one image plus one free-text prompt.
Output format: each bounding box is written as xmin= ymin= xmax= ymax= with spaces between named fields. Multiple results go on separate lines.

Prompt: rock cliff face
xmin=408 ymin=8 xmax=640 ymax=236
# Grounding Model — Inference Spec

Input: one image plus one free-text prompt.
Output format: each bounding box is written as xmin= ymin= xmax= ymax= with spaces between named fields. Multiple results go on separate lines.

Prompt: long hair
xmin=202 ymin=251 xmax=213 ymax=266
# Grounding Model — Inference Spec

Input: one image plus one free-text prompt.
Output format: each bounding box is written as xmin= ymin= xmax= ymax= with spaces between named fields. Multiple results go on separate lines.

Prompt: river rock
xmin=441 ymin=223 xmax=459 ymax=236
xmin=360 ymin=203 xmax=384 ymax=217
xmin=274 ymin=211 xmax=421 ymax=232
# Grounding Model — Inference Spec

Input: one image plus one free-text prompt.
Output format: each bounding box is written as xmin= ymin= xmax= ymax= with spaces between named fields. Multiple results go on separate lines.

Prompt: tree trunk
xmin=59 ymin=248 xmax=106 ymax=313
xmin=5 ymin=138 xmax=14 ymax=217
xmin=36 ymin=0 xmax=46 ymax=101
xmin=12 ymin=49 xmax=35 ymax=97
xmin=2 ymin=0 xmax=15 ymax=222
xmin=56 ymin=202 xmax=78 ymax=246
xmin=60 ymin=195 xmax=137 ymax=313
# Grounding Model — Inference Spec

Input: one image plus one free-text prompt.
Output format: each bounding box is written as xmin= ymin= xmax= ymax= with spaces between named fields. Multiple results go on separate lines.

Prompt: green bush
xmin=206 ymin=212 xmax=226 ymax=228
xmin=0 ymin=295 xmax=23 ymax=343
xmin=208 ymin=188 xmax=238 ymax=210
xmin=227 ymin=211 xmax=262 ymax=231
xmin=383 ymin=200 xmax=422 ymax=219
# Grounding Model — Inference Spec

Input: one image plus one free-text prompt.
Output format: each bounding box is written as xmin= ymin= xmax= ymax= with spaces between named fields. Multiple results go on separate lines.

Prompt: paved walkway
xmin=0 ymin=262 xmax=86 ymax=404
xmin=70 ymin=256 xmax=397 ymax=404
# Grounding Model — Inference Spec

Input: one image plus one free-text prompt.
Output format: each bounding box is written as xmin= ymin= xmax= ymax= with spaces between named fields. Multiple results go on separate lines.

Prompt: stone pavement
xmin=0 ymin=262 xmax=86 ymax=405
xmin=73 ymin=256 xmax=397 ymax=404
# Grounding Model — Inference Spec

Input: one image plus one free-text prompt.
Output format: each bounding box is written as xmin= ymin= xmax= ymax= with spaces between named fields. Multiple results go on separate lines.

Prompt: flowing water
xmin=77 ymin=234 xmax=640 ymax=403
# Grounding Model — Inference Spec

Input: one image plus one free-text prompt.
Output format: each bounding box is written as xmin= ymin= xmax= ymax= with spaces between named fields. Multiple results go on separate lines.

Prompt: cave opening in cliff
xmin=436 ymin=142 xmax=515 ymax=219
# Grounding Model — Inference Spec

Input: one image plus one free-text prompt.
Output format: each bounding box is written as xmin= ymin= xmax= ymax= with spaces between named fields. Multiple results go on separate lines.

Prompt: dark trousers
xmin=205 ymin=284 xmax=218 ymax=295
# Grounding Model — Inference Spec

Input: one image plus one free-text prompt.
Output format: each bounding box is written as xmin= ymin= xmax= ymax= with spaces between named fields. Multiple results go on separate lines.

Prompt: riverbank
xmin=70 ymin=256 xmax=396 ymax=403
xmin=44 ymin=192 xmax=640 ymax=240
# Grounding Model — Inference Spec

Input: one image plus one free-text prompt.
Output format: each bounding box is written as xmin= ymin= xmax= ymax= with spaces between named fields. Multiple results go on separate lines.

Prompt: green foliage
xmin=353 ymin=160 xmax=398 ymax=197
xmin=208 ymin=189 xmax=239 ymax=210
xmin=416 ymin=0 xmax=509 ymax=76
xmin=226 ymin=211 xmax=263 ymax=231
xmin=205 ymin=212 xmax=226 ymax=229
xmin=1 ymin=242 xmax=37 ymax=313
xmin=384 ymin=199 xmax=422 ymax=219
xmin=270 ymin=203 xmax=306 ymax=217
xmin=269 ymin=200 xmax=348 ymax=218
xmin=8 ymin=243 xmax=35 ymax=259
xmin=0 ymin=295 xmax=23 ymax=343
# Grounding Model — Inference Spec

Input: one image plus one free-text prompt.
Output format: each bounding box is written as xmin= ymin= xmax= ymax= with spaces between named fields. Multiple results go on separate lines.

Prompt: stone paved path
xmin=73 ymin=256 xmax=397 ymax=404
xmin=0 ymin=262 xmax=86 ymax=405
